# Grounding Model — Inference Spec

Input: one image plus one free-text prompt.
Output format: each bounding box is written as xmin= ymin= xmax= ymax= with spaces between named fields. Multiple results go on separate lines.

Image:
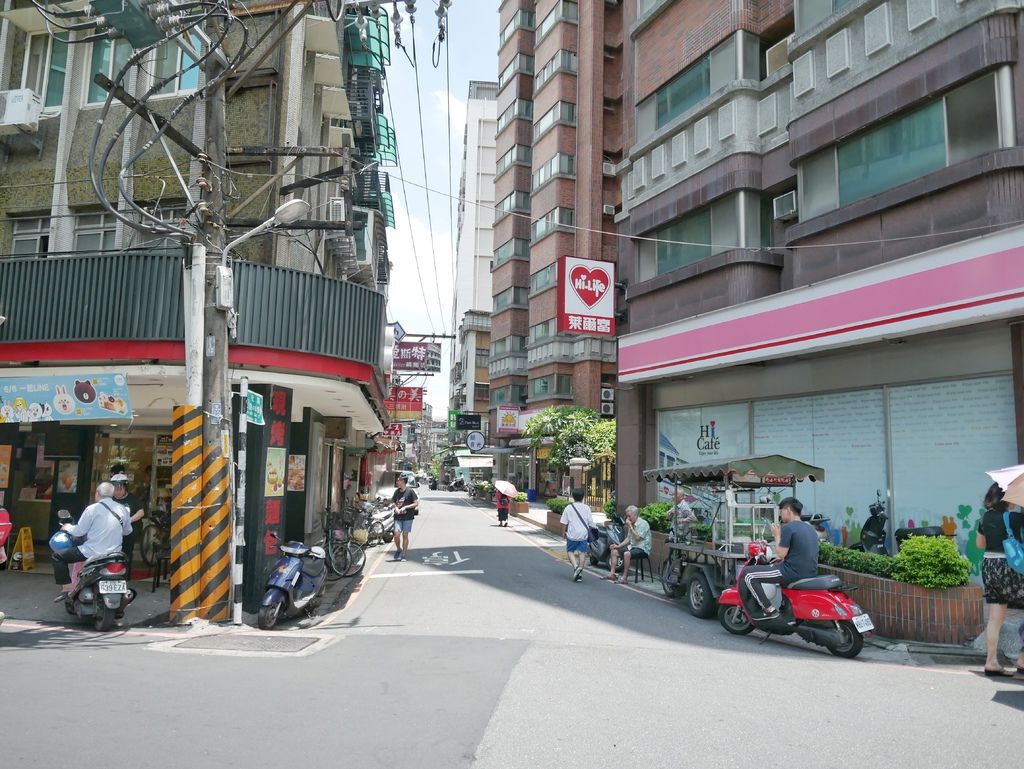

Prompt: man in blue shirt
xmin=741 ymin=497 xmax=819 ymax=617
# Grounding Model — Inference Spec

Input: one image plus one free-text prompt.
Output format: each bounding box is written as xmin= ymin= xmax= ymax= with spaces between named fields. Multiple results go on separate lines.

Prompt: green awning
xmin=346 ymin=11 xmax=390 ymax=71
xmin=644 ymin=455 xmax=825 ymax=487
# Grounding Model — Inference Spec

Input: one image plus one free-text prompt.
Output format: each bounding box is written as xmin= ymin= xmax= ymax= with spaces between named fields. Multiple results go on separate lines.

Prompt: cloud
xmin=432 ymin=90 xmax=468 ymax=136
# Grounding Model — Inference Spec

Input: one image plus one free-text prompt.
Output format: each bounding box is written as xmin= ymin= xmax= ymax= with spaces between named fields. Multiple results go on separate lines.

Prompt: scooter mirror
xmin=57 ymin=509 xmax=72 ymax=521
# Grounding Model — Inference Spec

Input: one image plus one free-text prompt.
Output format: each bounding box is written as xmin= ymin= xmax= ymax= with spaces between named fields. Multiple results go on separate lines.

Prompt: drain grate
xmin=175 ymin=634 xmax=320 ymax=653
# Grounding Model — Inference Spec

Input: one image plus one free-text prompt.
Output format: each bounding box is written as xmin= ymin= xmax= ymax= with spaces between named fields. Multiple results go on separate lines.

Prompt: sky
xmin=380 ymin=1 xmax=498 ymax=417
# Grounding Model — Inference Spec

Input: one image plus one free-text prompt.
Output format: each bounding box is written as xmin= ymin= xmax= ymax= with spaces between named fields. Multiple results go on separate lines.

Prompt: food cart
xmin=644 ymin=455 xmax=825 ymax=618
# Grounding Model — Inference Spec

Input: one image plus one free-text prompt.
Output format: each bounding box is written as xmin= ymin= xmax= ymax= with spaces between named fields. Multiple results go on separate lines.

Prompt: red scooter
xmin=717 ymin=541 xmax=873 ymax=658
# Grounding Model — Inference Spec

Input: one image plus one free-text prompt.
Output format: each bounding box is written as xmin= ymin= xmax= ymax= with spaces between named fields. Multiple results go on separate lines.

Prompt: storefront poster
xmin=657 ymin=403 xmax=751 ymax=501
xmin=56 ymin=460 xmax=79 ymax=494
xmin=0 ymin=445 xmax=10 ymax=488
xmin=384 ymin=386 xmax=424 ymax=421
xmin=287 ymin=454 xmax=306 ymax=492
xmin=155 ymin=435 xmax=173 ymax=467
xmin=0 ymin=372 xmax=132 ymax=423
xmin=497 ymin=406 xmax=521 ymax=434
xmin=265 ymin=447 xmax=286 ymax=497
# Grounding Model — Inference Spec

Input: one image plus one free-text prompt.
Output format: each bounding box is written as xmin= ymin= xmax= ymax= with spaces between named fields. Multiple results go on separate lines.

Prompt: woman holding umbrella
xmin=978 ymin=469 xmax=1024 ymax=677
xmin=494 ymin=480 xmax=517 ymax=528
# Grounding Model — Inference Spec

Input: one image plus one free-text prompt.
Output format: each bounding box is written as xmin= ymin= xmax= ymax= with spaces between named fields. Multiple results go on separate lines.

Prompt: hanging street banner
xmin=0 ymin=372 xmax=132 ymax=423
xmin=385 ymin=386 xmax=424 ymax=420
xmin=497 ymin=405 xmax=521 ymax=434
xmin=394 ymin=341 xmax=443 ymax=373
xmin=556 ymin=255 xmax=616 ymax=336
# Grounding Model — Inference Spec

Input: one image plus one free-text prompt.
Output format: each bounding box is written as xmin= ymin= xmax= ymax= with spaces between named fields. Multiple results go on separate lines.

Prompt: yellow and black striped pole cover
xmin=199 ymin=436 xmax=232 ymax=621
xmin=170 ymin=405 xmax=203 ymax=623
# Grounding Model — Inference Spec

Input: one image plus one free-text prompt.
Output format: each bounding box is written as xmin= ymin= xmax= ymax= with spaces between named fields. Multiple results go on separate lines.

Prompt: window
xmin=492 ymin=336 xmax=527 ymax=356
xmin=500 ymin=9 xmax=535 ymax=46
xmin=796 ymin=0 xmax=854 ymax=34
xmin=499 ymin=54 xmax=534 ymax=89
xmin=10 ymin=217 xmax=50 ymax=256
xmin=495 ymin=191 xmax=531 ymax=223
xmin=23 ymin=34 xmax=68 ymax=109
xmin=494 ymin=286 xmax=529 ymax=311
xmin=474 ymin=384 xmax=490 ymax=402
xmin=530 ymin=263 xmax=557 ymax=293
xmin=533 ymin=101 xmax=576 ymax=140
xmin=529 ymin=319 xmax=557 ymax=344
xmin=535 ymin=50 xmax=578 ymax=91
xmin=536 ymin=0 xmax=578 ymax=42
xmin=490 ymin=384 xmax=528 ymax=407
xmin=474 ymin=348 xmax=490 ymax=368
xmin=799 ymin=73 xmax=1002 ymax=219
xmin=532 ymin=207 xmax=574 ymax=242
xmin=530 ymin=375 xmax=572 ymax=398
xmin=496 ymin=145 xmax=532 ymax=177
xmin=86 ymin=39 xmax=132 ymax=104
xmin=497 ymin=99 xmax=533 ymax=132
xmin=74 ymin=212 xmax=117 ymax=252
xmin=152 ymin=33 xmax=201 ymax=96
xmin=532 ymin=153 xmax=575 ymax=190
xmin=494 ymin=237 xmax=529 ymax=267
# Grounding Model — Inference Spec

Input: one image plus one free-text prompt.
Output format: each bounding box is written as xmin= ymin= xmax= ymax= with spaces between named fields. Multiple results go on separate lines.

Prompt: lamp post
xmin=221 ymin=198 xmax=311 ymax=266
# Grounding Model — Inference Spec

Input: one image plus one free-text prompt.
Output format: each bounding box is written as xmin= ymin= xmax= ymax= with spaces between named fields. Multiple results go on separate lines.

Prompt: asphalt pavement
xmin=1 ymin=490 xmax=1021 ymax=769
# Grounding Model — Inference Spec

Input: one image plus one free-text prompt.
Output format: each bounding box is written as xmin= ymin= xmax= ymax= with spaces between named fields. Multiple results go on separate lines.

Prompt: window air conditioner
xmin=773 ymin=191 xmax=798 ymax=221
xmin=600 ymin=402 xmax=615 ymax=416
xmin=765 ymin=36 xmax=792 ymax=77
xmin=328 ymin=197 xmax=347 ymax=222
xmin=602 ymin=204 xmax=616 ymax=216
xmin=0 ymin=89 xmax=42 ymax=136
xmin=602 ymin=162 xmax=616 ymax=177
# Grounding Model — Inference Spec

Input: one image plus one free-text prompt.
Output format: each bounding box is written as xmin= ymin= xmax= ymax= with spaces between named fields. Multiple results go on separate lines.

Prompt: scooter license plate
xmin=99 ymin=580 xmax=127 ymax=594
xmin=853 ymin=613 xmax=874 ymax=633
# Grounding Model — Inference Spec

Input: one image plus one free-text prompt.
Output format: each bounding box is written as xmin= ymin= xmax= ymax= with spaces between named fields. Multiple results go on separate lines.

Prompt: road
xmin=1 ymin=490 xmax=1021 ymax=769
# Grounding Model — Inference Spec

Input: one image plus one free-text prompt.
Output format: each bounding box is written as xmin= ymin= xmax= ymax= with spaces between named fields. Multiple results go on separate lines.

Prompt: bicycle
xmin=320 ymin=508 xmax=366 ymax=579
xmin=139 ymin=506 xmax=171 ymax=567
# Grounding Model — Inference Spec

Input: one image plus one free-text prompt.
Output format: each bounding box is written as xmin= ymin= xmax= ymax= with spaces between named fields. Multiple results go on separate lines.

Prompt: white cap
xmin=110 ymin=473 xmax=129 ymax=483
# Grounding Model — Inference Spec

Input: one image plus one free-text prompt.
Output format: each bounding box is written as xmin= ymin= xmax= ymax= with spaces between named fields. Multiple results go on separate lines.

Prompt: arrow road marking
xmin=450 ymin=551 xmax=469 ymax=565
xmin=422 ymin=551 xmax=449 ymax=565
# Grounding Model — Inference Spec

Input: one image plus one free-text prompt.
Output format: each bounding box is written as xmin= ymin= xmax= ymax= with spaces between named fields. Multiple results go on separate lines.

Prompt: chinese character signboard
xmin=385 ymin=386 xmax=424 ymax=420
xmin=384 ymin=422 xmax=404 ymax=437
xmin=496 ymin=406 xmax=521 ymax=434
xmin=556 ymin=256 xmax=616 ymax=336
xmin=447 ymin=410 xmax=462 ymax=429
xmin=393 ymin=342 xmax=442 ymax=373
xmin=0 ymin=372 xmax=132 ymax=423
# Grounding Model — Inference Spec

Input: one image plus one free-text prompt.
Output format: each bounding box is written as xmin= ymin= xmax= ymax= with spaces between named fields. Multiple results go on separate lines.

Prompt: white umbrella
xmin=986 ymin=464 xmax=1024 ymax=507
xmin=493 ymin=480 xmax=517 ymax=498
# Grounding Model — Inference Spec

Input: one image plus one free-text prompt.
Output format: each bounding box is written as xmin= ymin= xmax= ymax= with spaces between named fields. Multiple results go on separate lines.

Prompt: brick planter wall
xmin=510 ymin=501 xmax=530 ymax=517
xmin=818 ymin=565 xmax=984 ymax=645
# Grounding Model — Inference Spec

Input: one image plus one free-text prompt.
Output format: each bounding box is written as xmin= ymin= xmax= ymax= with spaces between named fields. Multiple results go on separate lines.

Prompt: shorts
xmin=612 ymin=546 xmax=647 ymax=560
xmin=566 ymin=539 xmax=589 ymax=553
xmin=394 ymin=518 xmax=414 ymax=533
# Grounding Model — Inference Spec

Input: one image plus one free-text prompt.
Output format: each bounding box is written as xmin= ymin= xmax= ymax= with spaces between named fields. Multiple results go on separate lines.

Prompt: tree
xmin=522 ymin=406 xmax=616 ymax=471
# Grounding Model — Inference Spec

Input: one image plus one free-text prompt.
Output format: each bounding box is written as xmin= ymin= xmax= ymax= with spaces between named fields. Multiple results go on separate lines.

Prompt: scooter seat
xmin=301 ymin=557 xmax=326 ymax=580
xmin=787 ymin=575 xmax=843 ymax=590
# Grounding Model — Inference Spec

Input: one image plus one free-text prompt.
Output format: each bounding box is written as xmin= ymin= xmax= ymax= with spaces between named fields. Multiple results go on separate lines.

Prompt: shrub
xmin=893 ymin=536 xmax=970 ymax=588
xmin=546 ymin=497 xmax=570 ymax=515
xmin=638 ymin=501 xmax=673 ymax=533
xmin=602 ymin=499 xmax=616 ymax=515
xmin=690 ymin=522 xmax=713 ymax=542
xmin=514 ymin=492 xmax=527 ymax=503
xmin=819 ymin=542 xmax=897 ymax=579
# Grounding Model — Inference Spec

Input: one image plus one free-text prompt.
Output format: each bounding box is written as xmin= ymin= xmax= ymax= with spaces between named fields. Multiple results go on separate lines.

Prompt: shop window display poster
xmin=0 ymin=444 xmax=10 ymax=488
xmin=657 ymin=403 xmax=750 ymax=500
xmin=287 ymin=455 xmax=306 ymax=492
xmin=56 ymin=460 xmax=79 ymax=494
xmin=265 ymin=447 xmax=286 ymax=497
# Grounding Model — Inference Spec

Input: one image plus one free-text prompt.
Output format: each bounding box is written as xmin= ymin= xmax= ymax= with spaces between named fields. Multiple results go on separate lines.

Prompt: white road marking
xmin=367 ymin=569 xmax=485 ymax=579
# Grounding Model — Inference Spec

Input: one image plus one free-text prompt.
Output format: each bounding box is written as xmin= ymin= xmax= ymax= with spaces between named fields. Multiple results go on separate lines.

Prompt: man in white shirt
xmin=52 ymin=481 xmax=131 ymax=601
xmin=560 ymin=488 xmax=594 ymax=582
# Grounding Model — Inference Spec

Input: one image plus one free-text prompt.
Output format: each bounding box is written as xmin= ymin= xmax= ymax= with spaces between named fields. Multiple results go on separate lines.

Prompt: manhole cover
xmin=175 ymin=634 xmax=320 ymax=653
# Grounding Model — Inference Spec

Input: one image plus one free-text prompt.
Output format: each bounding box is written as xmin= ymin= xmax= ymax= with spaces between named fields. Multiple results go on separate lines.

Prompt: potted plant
xmin=511 ymin=491 xmax=529 ymax=516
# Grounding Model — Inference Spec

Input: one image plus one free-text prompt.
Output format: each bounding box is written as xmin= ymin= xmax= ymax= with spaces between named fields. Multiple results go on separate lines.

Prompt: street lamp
xmin=221 ymin=198 xmax=311 ymax=266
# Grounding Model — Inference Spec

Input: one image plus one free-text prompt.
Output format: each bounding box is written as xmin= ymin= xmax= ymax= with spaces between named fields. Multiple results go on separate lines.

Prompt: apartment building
xmin=489 ymin=0 xmax=621 ymax=463
xmin=616 ymin=0 xmax=1024 ymax=548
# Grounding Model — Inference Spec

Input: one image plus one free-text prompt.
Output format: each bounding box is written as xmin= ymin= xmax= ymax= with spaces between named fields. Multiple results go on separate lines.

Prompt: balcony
xmin=346 ymin=10 xmax=391 ymax=73
xmin=353 ymin=170 xmax=394 ymax=226
xmin=0 ymin=251 xmax=385 ymax=367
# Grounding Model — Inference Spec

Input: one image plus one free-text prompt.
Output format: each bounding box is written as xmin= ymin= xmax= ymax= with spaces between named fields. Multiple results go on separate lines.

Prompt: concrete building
xmin=615 ymin=0 xmax=1024 ymax=558
xmin=489 ymin=0 xmax=622 ymax=493
xmin=0 ymin=3 xmax=402 ymax=608
xmin=449 ymin=81 xmax=498 ymax=439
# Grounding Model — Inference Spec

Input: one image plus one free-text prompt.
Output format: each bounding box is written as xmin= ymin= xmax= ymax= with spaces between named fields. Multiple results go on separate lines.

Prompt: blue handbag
xmin=1002 ymin=512 xmax=1024 ymax=574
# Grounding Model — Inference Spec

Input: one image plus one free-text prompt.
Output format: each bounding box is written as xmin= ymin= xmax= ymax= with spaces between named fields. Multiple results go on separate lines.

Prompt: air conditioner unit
xmin=328 ymin=124 xmax=355 ymax=149
xmin=602 ymin=162 xmax=616 ymax=177
xmin=765 ymin=36 xmax=792 ymax=77
xmin=600 ymin=402 xmax=615 ymax=416
xmin=328 ymin=197 xmax=347 ymax=222
xmin=0 ymin=89 xmax=42 ymax=136
xmin=600 ymin=386 xmax=614 ymax=402
xmin=602 ymin=204 xmax=616 ymax=216
xmin=773 ymin=191 xmax=798 ymax=221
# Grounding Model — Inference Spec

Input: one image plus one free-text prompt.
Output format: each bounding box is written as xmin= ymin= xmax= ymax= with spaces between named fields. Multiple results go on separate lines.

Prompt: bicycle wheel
xmin=326 ymin=538 xmax=350 ymax=580
xmin=367 ymin=520 xmax=384 ymax=546
xmin=341 ymin=541 xmax=365 ymax=577
xmin=139 ymin=523 xmax=158 ymax=567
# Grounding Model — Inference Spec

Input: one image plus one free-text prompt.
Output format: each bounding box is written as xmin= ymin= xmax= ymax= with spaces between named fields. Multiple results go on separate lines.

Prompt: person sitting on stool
xmin=742 ymin=497 xmax=819 ymax=617
xmin=604 ymin=505 xmax=651 ymax=584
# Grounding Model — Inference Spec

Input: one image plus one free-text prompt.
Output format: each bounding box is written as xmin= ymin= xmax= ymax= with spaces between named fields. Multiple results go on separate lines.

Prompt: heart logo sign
xmin=569 ymin=265 xmax=611 ymax=308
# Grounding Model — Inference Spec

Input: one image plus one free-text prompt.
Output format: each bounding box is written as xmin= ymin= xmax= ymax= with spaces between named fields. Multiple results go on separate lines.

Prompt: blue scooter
xmin=258 ymin=535 xmax=328 ymax=630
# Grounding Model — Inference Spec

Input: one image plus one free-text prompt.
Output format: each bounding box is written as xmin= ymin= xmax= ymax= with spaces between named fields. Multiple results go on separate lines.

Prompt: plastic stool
xmin=633 ymin=552 xmax=653 ymax=583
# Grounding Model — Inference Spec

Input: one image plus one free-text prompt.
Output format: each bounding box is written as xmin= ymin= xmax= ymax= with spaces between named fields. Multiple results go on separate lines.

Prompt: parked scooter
xmin=449 ymin=476 xmax=466 ymax=492
xmin=257 ymin=534 xmax=328 ymax=630
xmin=588 ymin=512 xmax=627 ymax=569
xmin=365 ymin=498 xmax=395 ymax=546
xmin=717 ymin=541 xmax=874 ymax=658
xmin=52 ymin=510 xmax=136 ymax=632
xmin=850 ymin=490 xmax=888 ymax=554
xmin=800 ymin=512 xmax=831 ymax=543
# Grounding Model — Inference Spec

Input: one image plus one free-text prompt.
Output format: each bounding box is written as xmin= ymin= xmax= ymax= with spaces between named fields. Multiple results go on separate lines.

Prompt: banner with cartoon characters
xmin=0 ymin=373 xmax=133 ymax=423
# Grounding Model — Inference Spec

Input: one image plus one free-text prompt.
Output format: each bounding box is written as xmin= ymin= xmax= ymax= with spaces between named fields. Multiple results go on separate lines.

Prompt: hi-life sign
xmin=556 ymin=255 xmax=616 ymax=336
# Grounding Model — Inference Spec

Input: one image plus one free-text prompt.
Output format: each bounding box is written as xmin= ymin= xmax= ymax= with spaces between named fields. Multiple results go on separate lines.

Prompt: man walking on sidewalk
xmin=390 ymin=474 xmax=419 ymax=562
xmin=560 ymin=488 xmax=594 ymax=582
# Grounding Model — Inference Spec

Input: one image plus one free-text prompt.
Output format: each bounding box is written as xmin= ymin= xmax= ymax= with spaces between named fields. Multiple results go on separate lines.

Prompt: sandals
xmin=983 ymin=668 xmax=1011 ymax=677
xmin=53 ymin=591 xmax=69 ymax=603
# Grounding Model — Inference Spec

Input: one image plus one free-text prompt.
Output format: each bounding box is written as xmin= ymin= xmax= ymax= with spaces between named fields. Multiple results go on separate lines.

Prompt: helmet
xmin=110 ymin=473 xmax=129 ymax=484
xmin=49 ymin=530 xmax=75 ymax=552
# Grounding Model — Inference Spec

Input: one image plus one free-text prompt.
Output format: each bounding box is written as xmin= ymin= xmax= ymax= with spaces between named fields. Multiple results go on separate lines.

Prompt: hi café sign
xmin=556 ymin=256 xmax=615 ymax=336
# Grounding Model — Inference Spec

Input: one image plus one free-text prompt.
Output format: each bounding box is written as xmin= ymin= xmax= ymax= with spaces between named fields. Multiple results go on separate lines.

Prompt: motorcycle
xmin=800 ymin=511 xmax=831 ymax=543
xmin=449 ymin=476 xmax=466 ymax=492
xmin=52 ymin=510 xmax=136 ymax=632
xmin=257 ymin=534 xmax=328 ymax=630
xmin=588 ymin=512 xmax=627 ymax=570
xmin=850 ymin=490 xmax=888 ymax=554
xmin=717 ymin=541 xmax=873 ymax=658
xmin=365 ymin=498 xmax=395 ymax=546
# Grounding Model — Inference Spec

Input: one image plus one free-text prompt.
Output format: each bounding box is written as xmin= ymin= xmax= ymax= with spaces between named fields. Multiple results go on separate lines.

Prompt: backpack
xmin=1003 ymin=512 xmax=1024 ymax=575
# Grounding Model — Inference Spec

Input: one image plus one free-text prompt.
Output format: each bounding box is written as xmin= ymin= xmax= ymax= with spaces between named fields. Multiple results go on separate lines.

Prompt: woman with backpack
xmin=496 ymin=491 xmax=511 ymax=527
xmin=975 ymin=482 xmax=1024 ymax=676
